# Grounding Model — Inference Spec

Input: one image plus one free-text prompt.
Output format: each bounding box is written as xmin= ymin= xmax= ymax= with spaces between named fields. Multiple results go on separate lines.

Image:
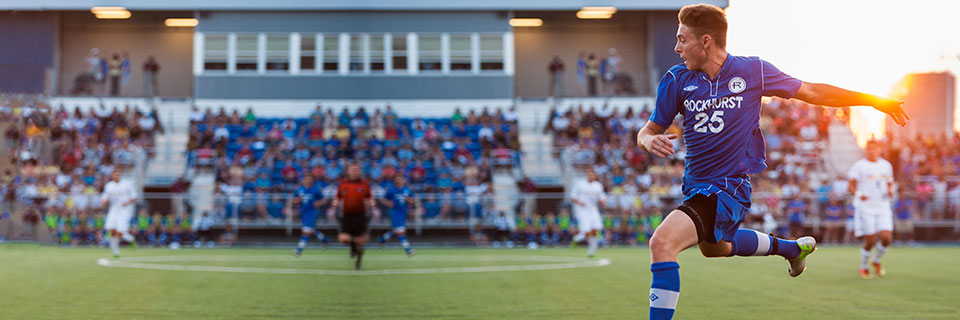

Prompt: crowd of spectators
xmin=0 ymin=95 xmax=170 ymax=246
xmin=187 ymin=104 xmax=521 ymax=224
xmin=544 ymin=96 xmax=952 ymax=244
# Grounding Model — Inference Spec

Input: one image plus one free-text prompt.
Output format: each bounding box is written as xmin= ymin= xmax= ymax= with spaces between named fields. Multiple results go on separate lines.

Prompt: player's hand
xmin=639 ymin=133 xmax=679 ymax=158
xmin=873 ymin=99 xmax=909 ymax=127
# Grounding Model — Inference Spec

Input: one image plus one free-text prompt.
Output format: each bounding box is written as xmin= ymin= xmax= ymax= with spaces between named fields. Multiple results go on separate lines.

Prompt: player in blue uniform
xmin=293 ymin=176 xmax=328 ymax=256
xmin=378 ymin=175 xmax=417 ymax=256
xmin=635 ymin=5 xmax=908 ymax=319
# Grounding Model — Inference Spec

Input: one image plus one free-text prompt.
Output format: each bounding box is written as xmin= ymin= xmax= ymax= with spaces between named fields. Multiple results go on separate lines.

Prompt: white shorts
xmin=574 ymin=209 xmax=603 ymax=233
xmin=105 ymin=208 xmax=133 ymax=234
xmin=854 ymin=206 xmax=893 ymax=237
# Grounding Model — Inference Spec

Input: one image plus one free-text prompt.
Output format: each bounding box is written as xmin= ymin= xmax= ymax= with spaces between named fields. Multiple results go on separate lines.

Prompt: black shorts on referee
xmin=339 ymin=213 xmax=370 ymax=237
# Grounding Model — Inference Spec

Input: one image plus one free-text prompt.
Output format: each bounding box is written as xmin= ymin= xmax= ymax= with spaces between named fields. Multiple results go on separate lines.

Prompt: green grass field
xmin=1 ymin=244 xmax=958 ymax=319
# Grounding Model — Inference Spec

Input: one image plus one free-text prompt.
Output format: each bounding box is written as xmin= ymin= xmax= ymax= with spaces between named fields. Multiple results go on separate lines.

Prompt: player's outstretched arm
xmin=793 ymin=82 xmax=909 ymax=126
xmin=636 ymin=121 xmax=678 ymax=158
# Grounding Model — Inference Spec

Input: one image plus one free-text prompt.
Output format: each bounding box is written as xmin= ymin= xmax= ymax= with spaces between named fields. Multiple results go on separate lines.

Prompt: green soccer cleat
xmin=787 ymin=236 xmax=817 ymax=277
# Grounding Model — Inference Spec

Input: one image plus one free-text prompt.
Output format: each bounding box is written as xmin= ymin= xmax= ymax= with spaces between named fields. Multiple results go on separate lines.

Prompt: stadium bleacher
xmin=186 ymin=105 xmax=521 ymax=226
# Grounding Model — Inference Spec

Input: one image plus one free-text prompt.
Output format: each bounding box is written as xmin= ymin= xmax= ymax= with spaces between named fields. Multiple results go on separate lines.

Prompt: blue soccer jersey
xmin=385 ymin=184 xmax=414 ymax=228
xmin=650 ymin=54 xmax=801 ymax=241
xmin=295 ymin=184 xmax=322 ymax=228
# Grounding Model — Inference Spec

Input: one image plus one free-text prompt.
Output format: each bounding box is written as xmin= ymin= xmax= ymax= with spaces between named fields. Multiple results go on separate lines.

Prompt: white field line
xmin=96 ymin=255 xmax=611 ymax=276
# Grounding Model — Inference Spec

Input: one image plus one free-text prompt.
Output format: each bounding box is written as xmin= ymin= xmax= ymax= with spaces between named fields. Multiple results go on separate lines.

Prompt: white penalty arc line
xmin=96 ymin=255 xmax=611 ymax=276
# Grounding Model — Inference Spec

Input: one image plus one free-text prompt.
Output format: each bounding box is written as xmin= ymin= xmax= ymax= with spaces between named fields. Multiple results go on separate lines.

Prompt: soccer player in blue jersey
xmin=636 ymin=4 xmax=909 ymax=319
xmin=378 ymin=175 xmax=417 ymax=256
xmin=293 ymin=176 xmax=328 ymax=256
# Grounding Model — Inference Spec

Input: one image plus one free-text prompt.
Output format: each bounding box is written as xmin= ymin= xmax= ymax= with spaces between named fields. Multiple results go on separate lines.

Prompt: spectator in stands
xmin=600 ymin=48 xmax=621 ymax=96
xmin=586 ymin=53 xmax=599 ymax=96
xmin=108 ymin=54 xmax=122 ymax=96
xmin=576 ymin=52 xmax=587 ymax=96
xmin=142 ymin=55 xmax=160 ymax=97
xmin=548 ymin=55 xmax=565 ymax=97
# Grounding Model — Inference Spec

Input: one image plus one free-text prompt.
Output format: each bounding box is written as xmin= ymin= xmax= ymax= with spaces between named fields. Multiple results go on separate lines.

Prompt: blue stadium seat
xmin=467 ymin=142 xmax=482 ymax=151
xmin=267 ymin=201 xmax=285 ymax=218
xmin=423 ymin=202 xmax=440 ymax=218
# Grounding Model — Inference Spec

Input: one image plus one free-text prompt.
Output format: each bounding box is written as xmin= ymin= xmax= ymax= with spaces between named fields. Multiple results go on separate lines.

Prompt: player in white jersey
xmin=847 ymin=140 xmax=894 ymax=279
xmin=570 ymin=167 xmax=607 ymax=258
xmin=100 ymin=170 xmax=138 ymax=257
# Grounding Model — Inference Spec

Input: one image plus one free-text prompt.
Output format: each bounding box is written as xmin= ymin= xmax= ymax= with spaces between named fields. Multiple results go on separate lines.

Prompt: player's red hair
xmin=678 ymin=4 xmax=728 ymax=49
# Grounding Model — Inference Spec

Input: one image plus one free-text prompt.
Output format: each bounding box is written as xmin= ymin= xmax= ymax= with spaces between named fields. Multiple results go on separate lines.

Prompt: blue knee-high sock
xmin=316 ymin=232 xmax=328 ymax=243
xmin=729 ymin=229 xmax=800 ymax=260
xmin=398 ymin=235 xmax=411 ymax=253
xmin=296 ymin=235 xmax=309 ymax=254
xmin=650 ymin=261 xmax=680 ymax=320
xmin=381 ymin=230 xmax=394 ymax=242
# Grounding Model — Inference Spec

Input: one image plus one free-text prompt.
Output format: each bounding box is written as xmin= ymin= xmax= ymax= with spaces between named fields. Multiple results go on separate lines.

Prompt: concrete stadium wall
xmin=513 ymin=11 xmax=654 ymax=98
xmin=194 ymin=11 xmax=513 ymax=99
xmin=647 ymin=10 xmax=684 ymax=92
xmin=195 ymin=75 xmax=513 ymax=99
xmin=58 ymin=11 xmax=194 ymax=97
xmin=0 ymin=11 xmax=58 ymax=94
xmin=196 ymin=11 xmax=511 ymax=33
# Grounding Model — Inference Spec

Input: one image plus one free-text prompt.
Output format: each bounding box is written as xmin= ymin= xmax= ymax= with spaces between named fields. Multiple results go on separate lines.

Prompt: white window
xmin=392 ymin=35 xmax=407 ymax=72
xmin=204 ymin=34 xmax=228 ymax=71
xmin=266 ymin=34 xmax=289 ymax=71
xmin=450 ymin=34 xmax=472 ymax=71
xmin=480 ymin=34 xmax=504 ymax=71
xmin=370 ymin=34 xmax=385 ymax=72
xmin=349 ymin=34 xmax=364 ymax=73
xmin=236 ymin=34 xmax=258 ymax=71
xmin=300 ymin=34 xmax=316 ymax=71
xmin=323 ymin=34 xmax=339 ymax=72
xmin=419 ymin=34 xmax=442 ymax=72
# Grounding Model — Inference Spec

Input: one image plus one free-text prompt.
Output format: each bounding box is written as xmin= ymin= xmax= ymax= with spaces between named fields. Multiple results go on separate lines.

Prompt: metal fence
xmin=5 ymin=190 xmax=960 ymax=243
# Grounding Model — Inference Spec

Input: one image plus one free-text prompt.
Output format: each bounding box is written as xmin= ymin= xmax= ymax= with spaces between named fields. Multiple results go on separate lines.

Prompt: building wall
xmin=196 ymin=11 xmax=511 ymax=33
xmin=894 ymin=72 xmax=955 ymax=138
xmin=648 ymin=10 xmax=683 ymax=94
xmin=196 ymin=75 xmax=512 ymax=99
xmin=195 ymin=11 xmax=513 ymax=99
xmin=0 ymin=11 xmax=58 ymax=94
xmin=513 ymin=11 xmax=651 ymax=97
xmin=58 ymin=11 xmax=194 ymax=97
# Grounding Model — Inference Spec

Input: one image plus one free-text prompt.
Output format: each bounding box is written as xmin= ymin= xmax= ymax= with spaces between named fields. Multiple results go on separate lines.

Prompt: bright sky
xmin=725 ymin=0 xmax=960 ymax=144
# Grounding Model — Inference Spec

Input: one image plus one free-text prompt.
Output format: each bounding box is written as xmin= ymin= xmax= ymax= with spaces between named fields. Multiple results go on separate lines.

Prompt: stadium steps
xmin=144 ymin=101 xmax=193 ymax=184
xmin=516 ymin=100 xmax=563 ymax=185
xmin=491 ymin=171 xmax=519 ymax=221
xmin=825 ymin=122 xmax=864 ymax=176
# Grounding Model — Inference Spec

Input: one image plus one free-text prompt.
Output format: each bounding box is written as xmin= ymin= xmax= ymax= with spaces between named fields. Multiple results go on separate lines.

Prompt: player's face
xmin=394 ymin=176 xmax=405 ymax=187
xmin=866 ymin=143 xmax=881 ymax=161
xmin=586 ymin=170 xmax=597 ymax=182
xmin=303 ymin=176 xmax=313 ymax=187
xmin=675 ymin=24 xmax=707 ymax=71
xmin=109 ymin=171 xmax=120 ymax=182
xmin=348 ymin=165 xmax=361 ymax=179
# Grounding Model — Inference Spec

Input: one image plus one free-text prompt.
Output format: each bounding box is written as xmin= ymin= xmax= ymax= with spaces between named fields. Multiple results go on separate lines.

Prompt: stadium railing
xmin=6 ymin=191 xmax=960 ymax=243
